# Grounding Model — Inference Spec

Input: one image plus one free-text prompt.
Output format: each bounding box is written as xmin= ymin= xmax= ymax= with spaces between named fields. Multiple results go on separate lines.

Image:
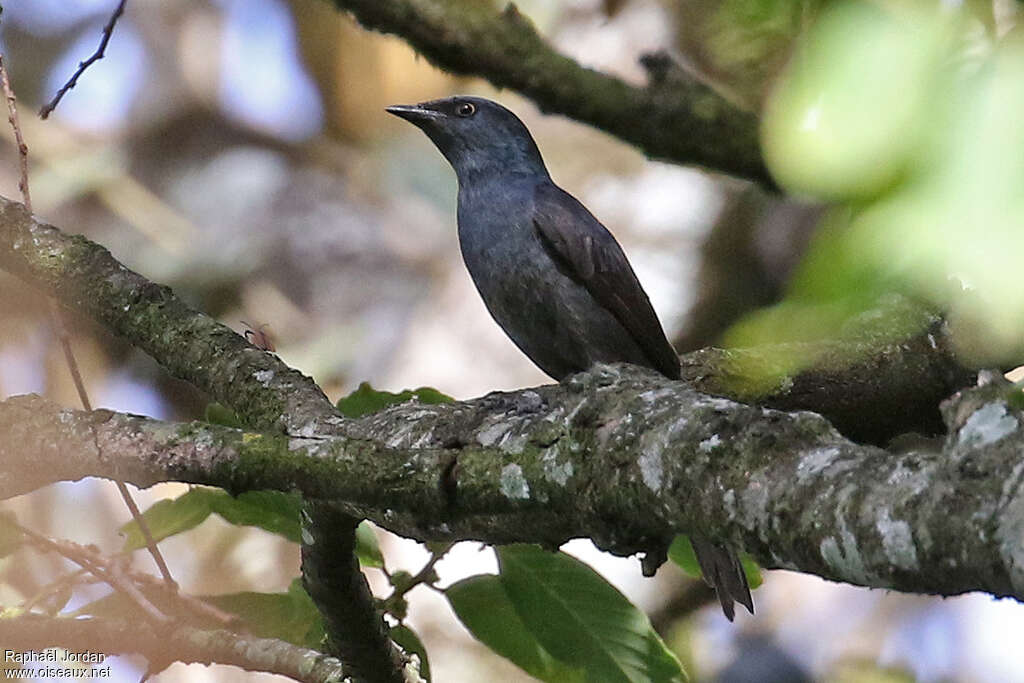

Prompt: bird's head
xmin=386 ymin=96 xmax=548 ymax=182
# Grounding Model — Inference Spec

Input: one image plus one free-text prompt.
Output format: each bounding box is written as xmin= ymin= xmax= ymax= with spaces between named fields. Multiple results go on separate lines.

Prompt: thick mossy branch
xmin=0 ymin=199 xmax=338 ymax=437
xmin=682 ymin=316 xmax=975 ymax=445
xmin=0 ymin=613 xmax=349 ymax=683
xmin=5 ymin=368 xmax=1024 ymax=601
xmin=330 ymin=0 xmax=771 ymax=186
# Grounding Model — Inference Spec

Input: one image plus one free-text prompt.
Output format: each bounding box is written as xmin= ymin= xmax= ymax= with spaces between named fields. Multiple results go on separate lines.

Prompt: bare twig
xmin=19 ymin=525 xmax=169 ymax=625
xmin=0 ymin=49 xmax=175 ymax=588
xmin=39 ymin=0 xmax=128 ymax=119
xmin=24 ymin=550 xmax=237 ymax=627
xmin=0 ymin=613 xmax=353 ymax=683
xmin=47 ymin=294 xmax=176 ymax=588
xmin=132 ymin=571 xmax=238 ymax=627
xmin=111 ymin=481 xmax=176 ymax=585
xmin=383 ymin=543 xmax=453 ymax=615
xmin=23 ymin=568 xmax=90 ymax=612
xmin=649 ymin=580 xmax=717 ymax=635
xmin=0 ymin=57 xmax=30 ymax=209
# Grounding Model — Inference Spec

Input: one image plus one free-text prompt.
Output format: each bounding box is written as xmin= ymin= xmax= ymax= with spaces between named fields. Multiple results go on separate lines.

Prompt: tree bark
xmin=3 ymin=360 xmax=1023 ymax=602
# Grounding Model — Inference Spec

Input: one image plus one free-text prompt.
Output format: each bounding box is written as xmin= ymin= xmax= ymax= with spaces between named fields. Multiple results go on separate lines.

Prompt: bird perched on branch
xmin=387 ymin=95 xmax=752 ymax=621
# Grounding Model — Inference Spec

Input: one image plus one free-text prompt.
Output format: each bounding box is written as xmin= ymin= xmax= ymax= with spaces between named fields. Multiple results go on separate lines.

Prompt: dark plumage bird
xmin=387 ymin=95 xmax=752 ymax=621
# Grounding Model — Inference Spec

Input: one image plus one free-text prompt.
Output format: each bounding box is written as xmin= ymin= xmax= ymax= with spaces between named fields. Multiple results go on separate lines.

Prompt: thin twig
xmin=397 ymin=544 xmax=452 ymax=599
xmin=23 ymin=567 xmax=89 ymax=612
xmin=383 ymin=543 xmax=453 ymax=615
xmin=39 ymin=0 xmax=128 ymax=119
xmin=0 ymin=49 xmax=176 ymax=588
xmin=25 ymin=555 xmax=236 ymax=627
xmin=19 ymin=525 xmax=169 ymax=625
xmin=111 ymin=478 xmax=176 ymax=585
xmin=132 ymin=571 xmax=238 ymax=627
xmin=0 ymin=57 xmax=30 ymax=209
xmin=48 ymin=301 xmax=176 ymax=587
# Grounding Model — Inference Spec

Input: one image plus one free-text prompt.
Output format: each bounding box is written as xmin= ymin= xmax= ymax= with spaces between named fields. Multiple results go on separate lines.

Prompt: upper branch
xmin=331 ymin=0 xmax=772 ymax=186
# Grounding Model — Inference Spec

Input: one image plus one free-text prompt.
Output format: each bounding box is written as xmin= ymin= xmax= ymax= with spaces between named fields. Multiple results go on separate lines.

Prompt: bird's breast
xmin=458 ymin=187 xmax=539 ymax=277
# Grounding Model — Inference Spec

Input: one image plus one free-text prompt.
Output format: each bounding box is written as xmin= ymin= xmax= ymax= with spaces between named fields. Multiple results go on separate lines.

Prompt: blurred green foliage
xmin=750 ymin=0 xmax=1024 ymax=368
xmin=204 ymin=402 xmax=244 ymax=428
xmin=675 ymin=0 xmax=823 ymax=106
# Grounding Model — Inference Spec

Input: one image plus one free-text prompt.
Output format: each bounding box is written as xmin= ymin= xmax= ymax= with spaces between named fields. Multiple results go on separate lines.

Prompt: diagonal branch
xmin=3 ymin=43 xmax=177 ymax=590
xmin=331 ymin=0 xmax=772 ymax=187
xmin=0 ymin=198 xmax=336 ymax=436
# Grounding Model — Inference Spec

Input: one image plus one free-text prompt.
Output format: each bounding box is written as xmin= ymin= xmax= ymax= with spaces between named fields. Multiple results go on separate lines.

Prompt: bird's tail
xmin=690 ymin=535 xmax=754 ymax=621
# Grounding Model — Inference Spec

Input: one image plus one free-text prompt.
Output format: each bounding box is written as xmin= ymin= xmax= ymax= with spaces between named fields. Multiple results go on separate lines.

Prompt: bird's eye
xmin=455 ymin=102 xmax=476 ymax=117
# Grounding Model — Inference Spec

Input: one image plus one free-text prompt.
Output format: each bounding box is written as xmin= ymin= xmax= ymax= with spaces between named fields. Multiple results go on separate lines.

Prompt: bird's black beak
xmin=385 ymin=103 xmax=443 ymax=125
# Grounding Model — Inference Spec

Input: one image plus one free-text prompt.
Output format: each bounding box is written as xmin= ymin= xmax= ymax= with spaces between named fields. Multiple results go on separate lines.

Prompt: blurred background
xmin=1 ymin=0 xmax=1023 ymax=681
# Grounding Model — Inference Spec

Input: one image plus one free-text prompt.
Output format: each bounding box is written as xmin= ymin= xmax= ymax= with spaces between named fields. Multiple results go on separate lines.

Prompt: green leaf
xmin=336 ymin=382 xmax=453 ymax=418
xmin=120 ymin=488 xmax=296 ymax=550
xmin=205 ymin=579 xmax=325 ymax=650
xmin=404 ymin=386 xmax=453 ymax=406
xmin=123 ymin=489 xmax=383 ymax=568
xmin=209 ymin=490 xmax=302 ymax=543
xmin=669 ymin=536 xmax=763 ymax=590
xmin=75 ymin=579 xmax=327 ymax=650
xmin=119 ymin=488 xmax=220 ymax=551
xmin=77 ymin=581 xmax=325 ymax=647
xmin=497 ymin=545 xmax=686 ymax=683
xmin=667 ymin=536 xmax=701 ymax=580
xmin=391 ymin=624 xmax=432 ymax=681
xmin=214 ymin=492 xmax=382 ymax=566
xmin=204 ymin=402 xmax=243 ymax=428
xmin=447 ymin=574 xmax=582 ymax=683
xmin=0 ymin=510 xmax=23 ymax=559
xmin=355 ymin=521 xmax=384 ymax=568
xmin=741 ymin=555 xmax=764 ymax=590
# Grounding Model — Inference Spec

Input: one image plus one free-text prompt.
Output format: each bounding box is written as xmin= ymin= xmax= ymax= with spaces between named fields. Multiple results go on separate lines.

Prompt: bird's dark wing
xmin=531 ymin=182 xmax=681 ymax=379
